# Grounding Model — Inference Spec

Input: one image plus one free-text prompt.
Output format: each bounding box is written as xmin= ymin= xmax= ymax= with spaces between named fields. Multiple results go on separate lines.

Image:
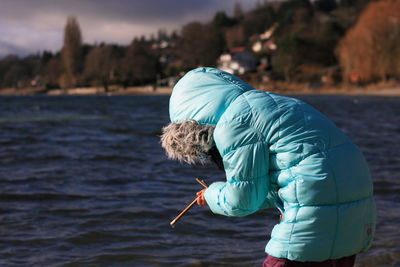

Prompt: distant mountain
xmin=0 ymin=40 xmax=29 ymax=58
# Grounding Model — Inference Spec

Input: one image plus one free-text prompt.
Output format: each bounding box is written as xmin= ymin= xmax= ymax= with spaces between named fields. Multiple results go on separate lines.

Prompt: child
xmin=160 ymin=68 xmax=375 ymax=266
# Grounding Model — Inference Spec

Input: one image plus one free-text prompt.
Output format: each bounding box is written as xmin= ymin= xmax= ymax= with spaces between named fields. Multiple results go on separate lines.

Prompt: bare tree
xmin=60 ymin=16 xmax=82 ymax=89
xmin=84 ymin=45 xmax=119 ymax=92
xmin=44 ymin=56 xmax=63 ymax=89
xmin=233 ymin=2 xmax=244 ymax=19
xmin=337 ymin=1 xmax=400 ymax=83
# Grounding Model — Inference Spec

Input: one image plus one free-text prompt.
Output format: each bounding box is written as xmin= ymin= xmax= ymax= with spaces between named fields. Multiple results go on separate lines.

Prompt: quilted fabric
xmin=169 ymin=67 xmax=376 ymax=261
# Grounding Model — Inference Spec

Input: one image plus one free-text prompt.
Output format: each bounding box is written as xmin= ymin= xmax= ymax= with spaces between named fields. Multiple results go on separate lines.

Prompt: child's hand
xmin=196 ymin=189 xmax=208 ymax=206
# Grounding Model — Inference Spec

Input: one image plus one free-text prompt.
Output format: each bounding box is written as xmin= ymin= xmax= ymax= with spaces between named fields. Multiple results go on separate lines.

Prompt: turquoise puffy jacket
xmin=169 ymin=68 xmax=376 ymax=262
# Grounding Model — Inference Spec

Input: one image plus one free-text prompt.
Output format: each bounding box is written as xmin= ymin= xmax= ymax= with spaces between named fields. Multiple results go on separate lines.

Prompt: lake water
xmin=0 ymin=95 xmax=399 ymax=267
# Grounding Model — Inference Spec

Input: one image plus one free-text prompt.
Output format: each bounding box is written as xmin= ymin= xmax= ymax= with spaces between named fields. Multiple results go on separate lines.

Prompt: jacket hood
xmin=169 ymin=67 xmax=254 ymax=126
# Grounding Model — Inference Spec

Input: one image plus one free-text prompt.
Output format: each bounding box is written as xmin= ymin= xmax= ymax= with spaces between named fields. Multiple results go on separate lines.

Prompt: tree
xmin=177 ymin=22 xmax=224 ymax=69
xmin=233 ymin=2 xmax=244 ymax=19
xmin=213 ymin=11 xmax=236 ymax=29
xmin=314 ymin=0 xmax=337 ymax=12
xmin=275 ymin=0 xmax=313 ymax=28
xmin=84 ymin=45 xmax=119 ymax=91
xmin=60 ymin=16 xmax=82 ymax=88
xmin=242 ymin=5 xmax=275 ymax=40
xmin=43 ymin=56 xmax=62 ymax=89
xmin=339 ymin=0 xmax=373 ymax=10
xmin=122 ymin=38 xmax=158 ymax=86
xmin=337 ymin=1 xmax=400 ymax=83
xmin=0 ymin=55 xmax=22 ymax=88
xmin=0 ymin=55 xmax=40 ymax=89
xmin=272 ymin=35 xmax=302 ymax=82
xmin=225 ymin=26 xmax=246 ymax=48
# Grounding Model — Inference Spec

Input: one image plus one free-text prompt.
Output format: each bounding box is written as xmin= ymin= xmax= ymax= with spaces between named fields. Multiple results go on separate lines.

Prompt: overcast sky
xmin=0 ymin=0 xmax=259 ymax=57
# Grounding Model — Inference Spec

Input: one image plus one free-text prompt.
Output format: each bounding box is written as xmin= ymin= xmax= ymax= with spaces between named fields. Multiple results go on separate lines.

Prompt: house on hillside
xmin=251 ymin=23 xmax=278 ymax=54
xmin=251 ymin=23 xmax=279 ymax=74
xmin=217 ymin=47 xmax=257 ymax=75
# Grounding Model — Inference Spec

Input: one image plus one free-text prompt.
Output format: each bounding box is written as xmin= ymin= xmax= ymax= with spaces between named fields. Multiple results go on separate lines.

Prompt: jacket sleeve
xmin=204 ymin=121 xmax=271 ymax=217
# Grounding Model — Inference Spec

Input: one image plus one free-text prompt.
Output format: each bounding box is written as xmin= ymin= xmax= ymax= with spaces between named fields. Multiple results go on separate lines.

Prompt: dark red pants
xmin=263 ymin=255 xmax=356 ymax=267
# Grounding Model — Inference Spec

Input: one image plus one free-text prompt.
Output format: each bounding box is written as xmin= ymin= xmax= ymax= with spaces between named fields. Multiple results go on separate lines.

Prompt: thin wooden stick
xmin=195 ymin=178 xmax=208 ymax=189
xmin=170 ymin=197 xmax=199 ymax=227
xmin=170 ymin=178 xmax=209 ymax=227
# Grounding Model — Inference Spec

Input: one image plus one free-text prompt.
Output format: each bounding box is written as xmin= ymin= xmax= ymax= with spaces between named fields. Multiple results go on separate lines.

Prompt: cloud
xmin=0 ymin=0 xmax=257 ymax=56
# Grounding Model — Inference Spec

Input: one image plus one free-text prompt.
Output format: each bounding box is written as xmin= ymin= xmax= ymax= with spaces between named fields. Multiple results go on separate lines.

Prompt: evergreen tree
xmin=122 ymin=39 xmax=157 ymax=86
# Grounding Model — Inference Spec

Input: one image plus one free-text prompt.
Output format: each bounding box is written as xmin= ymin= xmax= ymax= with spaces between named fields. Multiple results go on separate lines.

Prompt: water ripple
xmin=0 ymin=95 xmax=398 ymax=266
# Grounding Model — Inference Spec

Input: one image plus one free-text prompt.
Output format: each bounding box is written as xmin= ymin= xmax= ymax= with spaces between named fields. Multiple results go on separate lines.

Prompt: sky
xmin=0 ymin=0 xmax=259 ymax=57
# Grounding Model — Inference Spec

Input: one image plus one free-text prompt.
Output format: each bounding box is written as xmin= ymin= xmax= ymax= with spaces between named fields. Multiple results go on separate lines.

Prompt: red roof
xmin=230 ymin=46 xmax=246 ymax=53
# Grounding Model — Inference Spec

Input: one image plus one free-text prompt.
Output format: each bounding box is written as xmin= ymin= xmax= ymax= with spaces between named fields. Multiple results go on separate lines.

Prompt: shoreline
xmin=1 ymin=85 xmax=400 ymax=97
xmin=269 ymin=87 xmax=400 ymax=96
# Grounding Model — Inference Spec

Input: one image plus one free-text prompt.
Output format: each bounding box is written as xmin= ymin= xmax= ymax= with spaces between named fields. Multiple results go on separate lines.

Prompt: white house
xmin=217 ymin=47 xmax=257 ymax=75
